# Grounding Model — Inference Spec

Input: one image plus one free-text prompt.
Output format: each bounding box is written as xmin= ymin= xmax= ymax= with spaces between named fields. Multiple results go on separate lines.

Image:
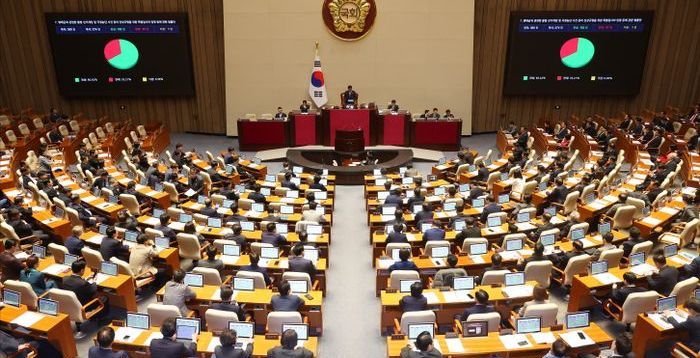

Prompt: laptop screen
xmin=233 ymin=277 xmax=255 ymax=291
xmin=124 ymin=230 xmax=139 ymax=243
xmin=303 ymin=248 xmax=319 ymax=262
xmin=382 ymin=206 xmax=397 ymax=216
xmin=223 ymin=200 xmax=234 ymax=209
xmin=265 ymin=174 xmax=276 ymax=182
xmin=443 ymin=202 xmax=456 ymax=212
xmin=228 ymin=322 xmax=255 ymax=339
xmin=251 ymin=203 xmax=264 ymax=212
xmin=505 ymin=272 xmax=525 ymax=286
xmin=64 ymin=253 xmax=79 ymax=266
xmin=663 ymin=244 xmax=678 ymax=258
xmin=99 ymin=224 xmax=108 ymax=235
xmin=38 ymin=298 xmax=58 ymax=316
xmin=109 ymin=195 xmax=119 ymax=204
xmin=538 ymin=182 xmax=548 ymax=191
xmin=155 ymin=183 xmax=164 ymax=192
xmin=453 ymin=276 xmax=475 ymax=291
xmin=487 ymin=216 xmax=502 ymax=228
xmin=240 ymin=221 xmax=255 ymax=231
xmin=590 ymin=261 xmax=608 ymax=275
xmin=469 ymin=243 xmax=488 ymax=255
xmin=408 ymin=323 xmax=434 ymax=340
xmin=539 ymin=233 xmax=556 ymax=246
xmin=101 ymin=261 xmax=118 ymax=276
xmin=315 ymin=191 xmax=328 ymax=200
xmin=184 ymin=273 xmax=204 ymax=287
xmin=280 ymin=205 xmax=294 ymax=214
xmin=498 ymin=194 xmax=509 ymax=204
xmin=293 ymin=166 xmax=303 ymax=174
xmin=400 ymin=279 xmax=420 ymax=293
xmin=197 ymin=195 xmax=206 ymax=204
xmin=32 ymin=245 xmax=46 ymax=259
xmin=598 ymin=222 xmax=611 ymax=235
xmin=179 ymin=213 xmax=193 ymax=223
xmin=421 ymin=223 xmax=432 ymax=233
xmin=544 ymin=206 xmax=557 ymax=216
xmin=472 ymin=198 xmax=485 ymax=208
xmin=175 ymin=318 xmax=200 ymax=340
xmin=505 ymin=239 xmax=523 ymax=251
xmin=402 ymin=177 xmax=414 ymax=185
xmin=434 ymin=187 xmax=446 ymax=196
xmin=152 ymin=208 xmax=165 ymax=218
xmin=500 ymin=173 xmax=509 ymax=181
xmin=207 ymin=217 xmax=222 ymax=228
xmin=286 ymin=190 xmax=299 ymax=199
xmin=629 ymin=252 xmax=645 ymax=266
xmin=260 ymin=247 xmax=279 ymax=259
xmin=454 ymin=220 xmax=466 ymax=231
xmin=288 ymin=280 xmax=309 ymax=294
xmin=696 ymin=289 xmax=700 ymax=300
xmin=657 ymin=296 xmax=677 ymax=312
xmin=307 ymin=225 xmax=323 ymax=235
xmin=431 ymin=246 xmax=449 ymax=258
xmin=459 ymin=184 xmax=470 ymax=192
xmin=126 ymin=312 xmax=151 ymax=330
xmin=566 ymin=312 xmax=590 ymax=329
xmin=223 ymin=244 xmax=241 ymax=257
xmin=54 ymin=207 xmax=64 ymax=218
xmin=516 ymin=317 xmax=541 ymax=334
xmin=3 ymin=289 xmax=20 ymax=307
xmin=571 ymin=228 xmax=585 ymax=241
xmin=282 ymin=323 xmax=309 ymax=341
xmin=585 ymin=193 xmax=595 ymax=204
xmin=516 ymin=212 xmax=530 ymax=223
xmin=462 ymin=321 xmax=488 ymax=337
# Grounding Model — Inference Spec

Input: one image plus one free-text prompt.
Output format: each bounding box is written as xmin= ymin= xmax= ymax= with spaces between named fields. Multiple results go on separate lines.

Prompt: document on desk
xmin=445 ymin=338 xmax=465 ymax=353
xmin=502 ymin=285 xmax=533 ymax=298
xmin=669 ymin=255 xmax=691 ymax=265
xmin=578 ymin=239 xmax=595 ymax=248
xmin=211 ymin=288 xmax=221 ymax=301
xmin=531 ymin=332 xmax=556 ymax=344
xmin=115 ymin=327 xmax=145 ymax=343
xmin=144 ymin=332 xmax=164 ymax=346
xmin=377 ymin=259 xmax=395 ymax=269
xmin=499 ymin=251 xmax=521 ymax=261
xmin=405 ymin=234 xmax=416 ymax=241
xmin=559 ymin=331 xmax=595 ymax=348
xmin=42 ymin=263 xmax=70 ymax=276
xmin=207 ymin=337 xmax=221 ymax=351
xmin=87 ymin=235 xmax=104 ymax=245
xmin=588 ymin=201 xmax=606 ymax=211
xmin=94 ymin=273 xmax=111 ymax=284
xmin=660 ymin=207 xmax=679 ymax=215
xmin=441 ymin=290 xmax=474 ymax=303
xmin=277 ymin=258 xmax=289 ymax=269
xmin=642 ymin=217 xmax=662 ymax=226
xmin=220 ymin=255 xmax=240 ymax=265
xmin=423 ymin=292 xmax=439 ymax=304
xmin=144 ymin=217 xmax=160 ymax=226
xmin=593 ymin=273 xmax=622 ymax=285
xmin=11 ymin=311 xmax=44 ymax=327
xmin=469 ymin=255 xmax=485 ymax=264
xmin=629 ymin=263 xmax=657 ymax=277
xmin=500 ymin=334 xmax=532 ymax=349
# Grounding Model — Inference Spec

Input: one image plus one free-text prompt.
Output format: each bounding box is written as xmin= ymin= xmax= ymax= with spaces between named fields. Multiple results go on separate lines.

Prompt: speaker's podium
xmin=334 ymin=129 xmax=365 ymax=154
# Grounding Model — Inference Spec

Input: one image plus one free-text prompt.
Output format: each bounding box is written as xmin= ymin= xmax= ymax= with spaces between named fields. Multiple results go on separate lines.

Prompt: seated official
xmin=342 ymin=85 xmax=358 ymax=108
xmin=665 ymin=298 xmax=700 ymax=352
xmin=387 ymin=210 xmax=407 ymax=229
xmin=274 ymin=107 xmax=287 ymax=120
xmin=20 ymin=255 xmax=57 ymax=295
xmin=155 ymin=213 xmax=177 ymax=240
xmin=454 ymin=217 xmax=481 ymax=248
xmin=150 ymin=317 xmax=198 ymax=357
xmin=183 ymin=221 xmax=206 ymax=243
xmin=62 ymin=260 xmax=109 ymax=316
xmin=129 ymin=234 xmax=167 ymax=287
xmin=241 ymin=253 xmax=272 ymax=286
xmin=483 ymin=253 xmax=505 ymax=273
xmin=0 ymin=329 xmax=61 ymax=358
xmin=197 ymin=246 xmax=224 ymax=272
xmin=224 ymin=147 xmax=238 ymax=165
xmin=387 ymin=99 xmax=399 ymax=112
xmin=518 ymin=285 xmax=549 ymax=316
xmin=461 ymin=289 xmax=495 ymax=321
xmin=682 ymin=245 xmax=700 ymax=280
xmin=99 ymin=226 xmax=130 ymax=261
xmin=299 ymin=100 xmax=311 ymax=113
xmin=384 ymin=189 xmax=403 ymax=207
xmin=388 ymin=248 xmax=418 ymax=273
xmin=647 ymin=253 xmax=679 ymax=296
xmin=89 ymin=327 xmax=128 ymax=358
xmin=422 ymin=222 xmax=446 ymax=242
xmin=267 ymin=329 xmax=314 ymax=358
xmin=271 ymin=280 xmax=305 ymax=312
xmin=224 ymin=224 xmax=247 ymax=247
xmin=386 ymin=224 xmax=408 ymax=244
xmin=480 ymin=195 xmax=502 ymax=223
xmin=211 ymin=286 xmax=245 ymax=321
xmin=214 ymin=328 xmax=253 ymax=358
xmin=400 ymin=331 xmax=442 ymax=358
xmin=281 ymin=172 xmax=299 ymax=190
xmin=547 ymin=178 xmax=568 ymax=204
xmin=516 ymin=242 xmax=548 ymax=271
xmin=288 ymin=244 xmax=317 ymax=280
xmin=7 ymin=208 xmax=47 ymax=245
xmin=301 ymin=201 xmax=325 ymax=223
xmin=432 ymin=254 xmax=467 ymax=288
xmin=400 ymin=282 xmax=428 ymax=312
xmin=414 ymin=203 xmax=435 ymax=225
xmin=262 ymin=222 xmax=288 ymax=247
xmin=200 ymin=198 xmax=221 ymax=218
xmin=443 ymin=109 xmax=454 ymax=119
xmin=586 ymin=333 xmax=633 ymax=358
xmin=589 ymin=232 xmax=616 ymax=262
xmin=187 ymin=170 xmax=205 ymax=196
xmin=611 ymin=272 xmax=645 ymax=306
xmin=69 ymin=194 xmax=100 ymax=227
xmin=309 ymin=176 xmax=327 ymax=191
xmin=163 ymin=269 xmax=196 ymax=316
xmin=248 ymin=184 xmax=267 ymax=203
xmin=0 ymin=239 xmax=25 ymax=281
xmin=429 ymin=108 xmax=440 ymax=119
xmin=419 ymin=110 xmax=430 ymax=119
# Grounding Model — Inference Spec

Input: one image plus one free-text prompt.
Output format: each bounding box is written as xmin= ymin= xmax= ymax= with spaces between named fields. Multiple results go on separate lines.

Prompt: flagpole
xmin=315 ymin=41 xmax=319 ymax=57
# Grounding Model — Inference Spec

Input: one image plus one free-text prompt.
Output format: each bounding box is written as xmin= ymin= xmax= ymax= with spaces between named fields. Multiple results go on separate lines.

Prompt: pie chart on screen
xmin=104 ymin=39 xmax=139 ymax=70
xmin=560 ymin=37 xmax=595 ymax=69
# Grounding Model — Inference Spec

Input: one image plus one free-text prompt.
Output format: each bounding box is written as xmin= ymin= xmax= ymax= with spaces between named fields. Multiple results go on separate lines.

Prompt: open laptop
xmin=259 ymin=247 xmax=279 ymax=266
xmin=2 ymin=289 xmax=20 ymax=307
xmin=487 ymin=216 xmax=502 ymax=228
xmin=288 ymin=280 xmax=309 ymax=294
xmin=31 ymin=245 xmax=46 ymax=259
xmin=566 ymin=311 xmax=590 ymax=329
xmin=179 ymin=213 xmax=193 ymax=223
xmin=314 ymin=191 xmax=328 ymax=201
xmin=570 ymin=228 xmax=585 ymax=241
xmin=505 ymin=239 xmax=523 ymax=252
xmin=663 ymin=244 xmax=678 ymax=258
xmin=95 ymin=261 xmax=118 ymax=284
xmin=454 ymin=220 xmax=466 ymax=231
xmin=471 ymin=198 xmax=485 ymax=208
xmin=307 ymin=225 xmax=323 ymax=237
xmin=539 ymin=233 xmax=556 ymax=247
xmin=38 ymin=298 xmax=58 ymax=316
xmin=516 ymin=212 xmax=530 ymax=223
xmin=127 ymin=312 xmax=151 ymax=330
xmin=505 ymin=272 xmax=525 ymax=287
xmin=434 ymin=187 xmax=446 ymax=196
xmin=443 ymin=202 xmax=457 ymax=212
xmin=469 ymin=242 xmax=488 ymax=256
xmin=461 ymin=321 xmax=488 ymax=337
xmin=303 ymin=248 xmax=319 ymax=263
xmin=63 ymin=253 xmax=79 ymax=266
xmin=282 ymin=323 xmax=309 ymax=346
xmin=184 ymin=273 xmax=204 ymax=287
xmin=657 ymin=296 xmax=677 ymax=313
xmin=407 ymin=323 xmax=434 ymax=340
xmin=498 ymin=194 xmax=510 ymax=204
xmin=228 ymin=321 xmax=255 ymax=347
xmin=123 ymin=230 xmax=139 ymax=246
xmin=598 ymin=222 xmax=611 ymax=236
xmin=453 ymin=276 xmax=475 ymax=291
xmin=207 ymin=217 xmax=222 ymax=228
xmin=516 ymin=317 xmax=542 ymax=334
xmin=152 ymin=208 xmax=165 ymax=219
xmin=233 ymin=277 xmax=255 ymax=292
xmin=382 ymin=206 xmax=397 ymax=216
xmin=590 ymin=261 xmax=608 ymax=275
xmin=399 ymin=279 xmax=421 ymax=293
xmin=175 ymin=318 xmax=201 ymax=341
xmin=240 ymin=221 xmax=255 ymax=232
xmin=251 ymin=203 xmax=265 ymax=213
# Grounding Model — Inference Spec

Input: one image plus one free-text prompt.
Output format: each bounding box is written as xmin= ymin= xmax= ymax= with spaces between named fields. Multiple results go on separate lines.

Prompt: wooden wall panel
xmin=0 ymin=0 xmax=225 ymax=134
xmin=473 ymin=0 xmax=700 ymax=133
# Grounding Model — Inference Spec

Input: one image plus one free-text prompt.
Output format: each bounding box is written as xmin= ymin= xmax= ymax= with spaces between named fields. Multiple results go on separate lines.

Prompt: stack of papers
xmin=115 ymin=327 xmax=146 ymax=343
xmin=499 ymin=334 xmax=531 ymax=349
xmin=377 ymin=259 xmax=395 ymax=269
xmin=469 ymin=255 xmax=485 ymax=264
xmin=207 ymin=337 xmax=222 ymax=351
xmin=647 ymin=313 xmax=674 ymax=330
xmin=593 ymin=273 xmax=622 ymax=285
xmin=629 ymin=263 xmax=657 ymax=277
xmin=445 ymin=338 xmax=466 ymax=353
xmin=531 ymin=332 xmax=556 ymax=344
xmin=660 ymin=207 xmax=679 ymax=215
xmin=42 ymin=263 xmax=70 ymax=276
xmin=441 ymin=290 xmax=474 ymax=303
xmin=94 ymin=273 xmax=112 ymax=284
xmin=11 ymin=311 xmax=44 ymax=327
xmin=220 ymin=255 xmax=240 ymax=265
xmin=502 ymin=285 xmax=533 ymax=298
xmin=642 ymin=217 xmax=662 ymax=226
xmin=499 ymin=251 xmax=521 ymax=261
xmin=559 ymin=331 xmax=595 ymax=348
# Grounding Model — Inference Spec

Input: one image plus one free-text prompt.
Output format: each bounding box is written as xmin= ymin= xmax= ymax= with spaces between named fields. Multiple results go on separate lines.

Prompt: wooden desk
xmin=0 ymin=304 xmax=77 ymax=358
xmin=237 ymin=119 xmax=291 ymax=151
xmin=410 ymin=120 xmax=462 ymax=151
xmin=386 ymin=324 xmax=612 ymax=357
xmin=632 ymin=313 xmax=688 ymax=357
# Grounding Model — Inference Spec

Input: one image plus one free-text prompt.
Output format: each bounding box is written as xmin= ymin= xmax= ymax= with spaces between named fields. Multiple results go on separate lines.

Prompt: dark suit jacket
xmin=648 ymin=266 xmax=679 ymax=296
xmin=455 ymin=228 xmax=482 ymax=247
xmin=386 ymin=232 xmax=408 ymax=243
xmin=65 ymin=235 xmax=85 ymax=256
xmin=288 ymin=256 xmax=317 ymax=280
xmin=669 ymin=315 xmax=700 ymax=352
xmin=99 ymin=237 xmax=130 ymax=261
xmin=684 ymin=256 xmax=700 ymax=279
xmin=88 ymin=346 xmax=129 ymax=358
xmin=211 ymin=301 xmax=245 ymax=321
xmin=200 ymin=207 xmax=220 ymax=218
xmin=280 ymin=180 xmax=299 ymax=191
xmin=414 ymin=210 xmax=434 ymax=224
xmin=149 ymin=338 xmax=197 ymax=357
xmin=8 ymin=219 xmax=33 ymax=238
xmin=611 ymin=285 xmax=646 ymax=306
xmin=480 ymin=203 xmax=502 ymax=223
xmin=267 ymin=346 xmax=314 ymax=358
xmin=156 ymin=225 xmax=177 ymax=240
xmin=388 ymin=260 xmax=418 ymax=273
xmin=261 ymin=232 xmax=287 ymax=247
xmin=548 ymin=185 xmax=569 ymax=204
xmin=423 ymin=228 xmax=445 ymax=242
xmin=248 ymin=192 xmax=267 ymax=203
xmin=0 ymin=251 xmax=24 ymax=281
xmin=61 ymin=274 xmax=98 ymax=305
xmin=461 ymin=304 xmax=495 ymax=321
xmin=477 ymin=168 xmax=490 ymax=182
xmin=271 ymin=294 xmax=304 ymax=311
xmin=400 ymin=295 xmax=428 ymax=312
xmin=214 ymin=344 xmax=253 ymax=358
xmin=384 ymin=195 xmax=403 ymax=207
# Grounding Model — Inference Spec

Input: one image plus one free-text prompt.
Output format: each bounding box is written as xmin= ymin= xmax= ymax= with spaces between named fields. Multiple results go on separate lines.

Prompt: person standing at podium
xmin=343 ymin=85 xmax=358 ymax=108
xmin=387 ymin=99 xmax=399 ymax=112
xmin=274 ymin=107 xmax=287 ymax=120
xmin=299 ymin=100 xmax=311 ymax=113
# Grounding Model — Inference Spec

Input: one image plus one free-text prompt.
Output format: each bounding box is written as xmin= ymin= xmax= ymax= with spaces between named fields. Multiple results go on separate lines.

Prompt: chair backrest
xmin=562 ymin=191 xmax=580 ymax=214
xmin=33 ymin=117 xmax=44 ymax=129
xmin=119 ymin=194 xmax=141 ymax=215
xmin=162 ymin=182 xmax=179 ymax=202
xmin=621 ymin=291 xmax=659 ymax=324
xmin=58 ymin=125 xmax=69 ymax=137
xmin=481 ymin=270 xmax=511 ymax=285
xmin=124 ymin=136 xmax=133 ymax=150
xmin=566 ymin=222 xmax=589 ymax=240
xmin=389 ymin=270 xmax=420 ymax=290
xmin=137 ymin=125 xmax=147 ymax=138
xmin=48 ymin=243 xmax=68 ymax=263
xmin=612 ymin=205 xmax=636 ymax=229
xmin=652 ymin=190 xmax=669 ymax=207
xmin=47 ymin=288 xmax=85 ymax=322
xmin=81 ymin=247 xmax=104 ymax=272
xmin=524 ymin=261 xmax=553 ymax=288
xmin=563 ymin=254 xmax=591 ymax=286
xmin=267 ymin=312 xmax=302 ymax=334
xmin=88 ymin=132 xmax=98 ymax=146
xmin=18 ymin=123 xmax=30 ymax=135
xmin=206 ymin=309 xmax=239 ymax=332
xmin=212 ymin=239 xmax=238 ymax=252
xmin=466 ymin=312 xmax=500 ymax=332
xmin=238 ymin=198 xmax=254 ymax=210
xmin=455 ymin=164 xmax=470 ymax=176
xmin=630 ymin=241 xmax=653 ymax=256
xmin=110 ymin=257 xmax=135 ymax=277
xmin=69 ymin=120 xmax=79 ymax=132
xmin=145 ymin=228 xmax=165 ymax=241
xmin=599 ymin=248 xmax=624 ymax=268
xmin=250 ymin=242 xmax=272 ymax=256
xmin=486 ymin=172 xmax=501 ymax=190
xmin=670 ymin=277 xmax=700 ymax=304
xmin=676 ymin=219 xmax=699 ymax=247
xmin=4 ymin=280 xmax=38 ymax=310
xmin=147 ymin=303 xmax=182 ymax=326
xmin=522 ymin=181 xmax=538 ymax=196
xmin=522 ymin=303 xmax=559 ymax=327
xmin=424 ymin=240 xmax=450 ymax=257
xmin=176 ymin=233 xmax=202 ymax=260
xmin=501 ymin=233 xmax=526 ymax=248
xmin=580 ymin=184 xmax=596 ymax=201
xmin=236 ymin=271 xmax=267 ymax=289
xmin=626 ymin=197 xmax=646 ymax=219
xmin=105 ymin=122 xmax=114 ymax=134
xmin=461 ymin=237 xmax=488 ymax=253
xmin=192 ymin=267 xmax=223 ymax=286
xmin=282 ymin=272 xmax=312 ymax=289
xmin=399 ymin=310 xmax=436 ymax=335
xmin=130 ymin=130 xmax=139 ymax=143
xmin=294 ymin=220 xmax=317 ymax=233
xmin=95 ymin=127 xmax=106 ymax=139
xmin=0 ymin=222 xmax=20 ymax=241
xmin=5 ymin=130 xmax=17 ymax=143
